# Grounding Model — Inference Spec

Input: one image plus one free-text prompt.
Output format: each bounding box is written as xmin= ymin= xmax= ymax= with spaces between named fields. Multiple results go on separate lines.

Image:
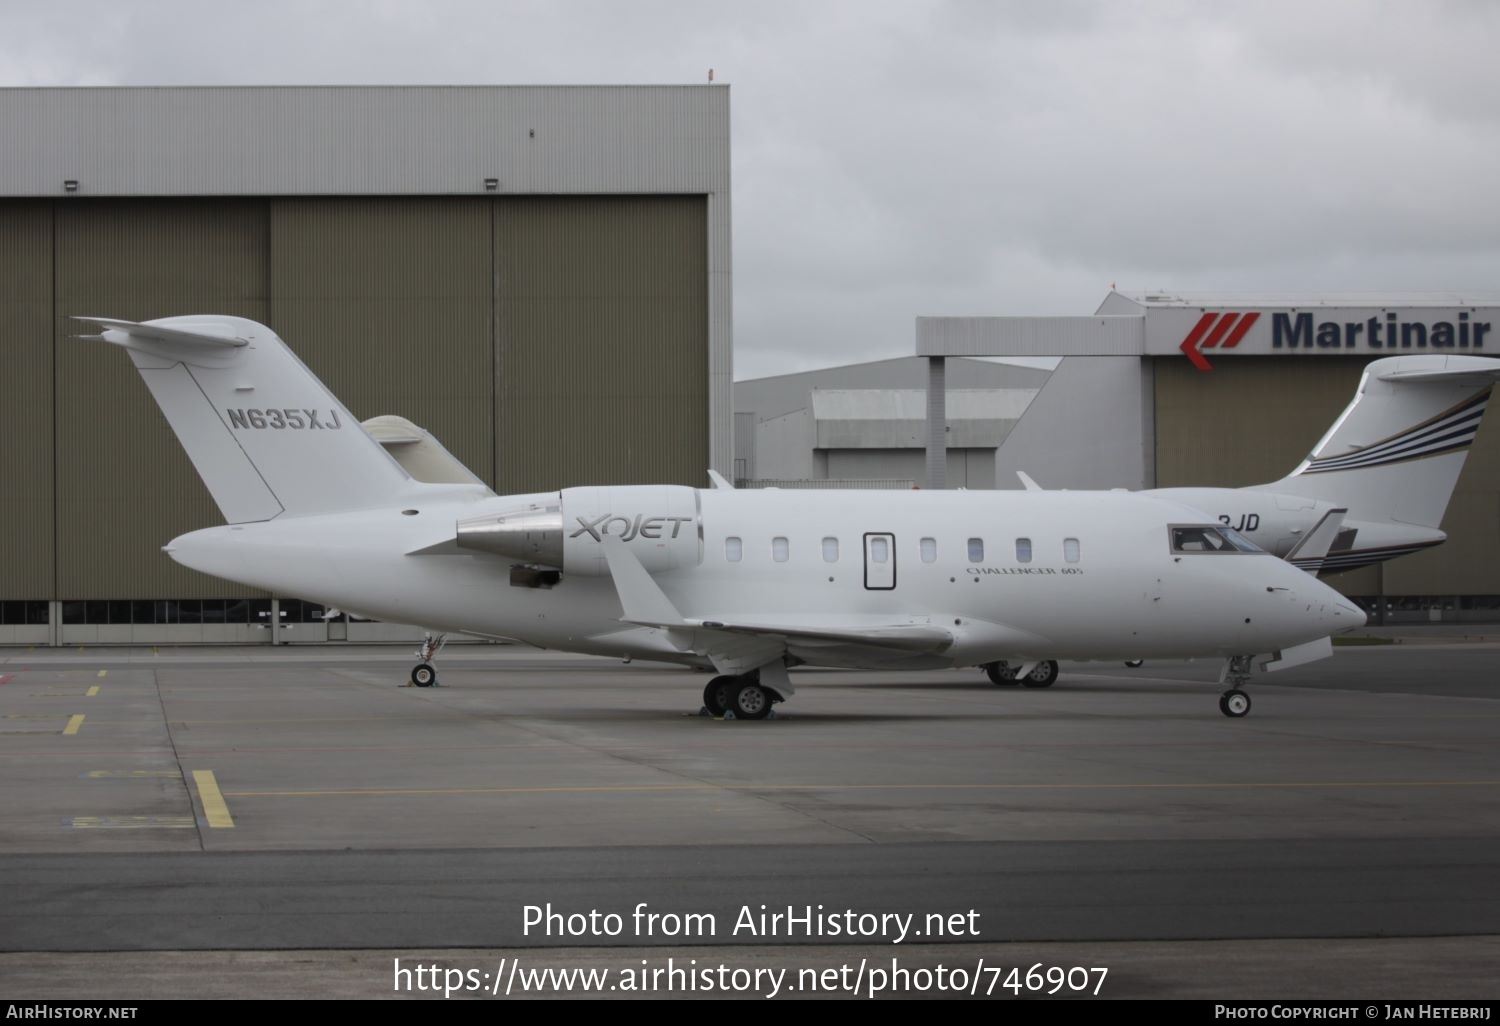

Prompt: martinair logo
xmin=1180 ymin=309 xmax=1492 ymax=371
xmin=1178 ymin=312 xmax=1260 ymax=372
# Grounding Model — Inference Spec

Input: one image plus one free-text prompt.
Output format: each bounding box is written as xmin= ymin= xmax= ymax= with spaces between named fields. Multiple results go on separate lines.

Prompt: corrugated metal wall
xmin=269 ymin=198 xmax=495 ymax=488
xmin=495 ymin=196 xmax=708 ymax=492
xmin=0 ymin=201 xmax=54 ymax=599
xmin=55 ymin=199 xmax=269 ymax=599
xmin=0 ymin=194 xmax=708 ymax=601
xmin=1154 ymin=356 xmax=1500 ymax=595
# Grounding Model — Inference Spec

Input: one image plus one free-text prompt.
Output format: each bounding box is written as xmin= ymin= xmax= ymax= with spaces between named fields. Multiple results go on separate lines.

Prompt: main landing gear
xmin=1218 ymin=654 xmax=1253 ymax=718
xmin=984 ymin=660 xmax=1059 ymax=688
xmin=702 ymin=672 xmax=784 ymax=721
xmin=410 ymin=632 xmax=448 ymax=688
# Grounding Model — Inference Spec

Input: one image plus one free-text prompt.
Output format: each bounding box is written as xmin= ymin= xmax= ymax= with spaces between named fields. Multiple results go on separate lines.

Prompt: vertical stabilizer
xmin=76 ymin=316 xmax=416 ymax=523
xmin=1267 ymin=355 xmax=1500 ymax=529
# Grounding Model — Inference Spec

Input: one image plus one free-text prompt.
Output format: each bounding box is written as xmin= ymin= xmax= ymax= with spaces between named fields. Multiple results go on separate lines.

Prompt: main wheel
xmin=985 ymin=662 xmax=1018 ymax=686
xmin=703 ymin=675 xmax=737 ymax=717
xmin=1219 ymin=689 xmax=1251 ymax=718
xmin=411 ymin=662 xmax=437 ymax=688
xmin=1021 ymin=660 xmax=1059 ymax=689
xmin=727 ymin=681 xmax=773 ymax=720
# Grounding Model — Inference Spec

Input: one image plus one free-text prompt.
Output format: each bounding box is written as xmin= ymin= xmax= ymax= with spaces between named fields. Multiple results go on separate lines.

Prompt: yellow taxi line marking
xmin=63 ymin=714 xmax=85 ymax=736
xmin=223 ymin=779 xmax=1500 ymax=799
xmin=86 ymin=685 xmax=100 ymax=697
xmin=97 ymin=670 xmax=108 ymax=678
xmin=192 ymin=770 xmax=236 ymax=828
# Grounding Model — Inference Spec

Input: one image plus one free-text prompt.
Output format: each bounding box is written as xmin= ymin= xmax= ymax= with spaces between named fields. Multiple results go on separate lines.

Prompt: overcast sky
xmin=6 ymin=1 xmax=1499 ymax=379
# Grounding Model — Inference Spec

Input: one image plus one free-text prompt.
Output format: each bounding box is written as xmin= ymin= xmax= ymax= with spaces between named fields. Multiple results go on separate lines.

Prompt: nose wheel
xmin=1218 ymin=655 xmax=1254 ymax=717
xmin=1218 ymin=689 xmax=1251 ymax=717
xmin=408 ymin=632 xmax=448 ymax=688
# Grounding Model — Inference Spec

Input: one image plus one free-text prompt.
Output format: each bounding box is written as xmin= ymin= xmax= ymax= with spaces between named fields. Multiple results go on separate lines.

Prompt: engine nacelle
xmin=456 ymin=485 xmax=702 ymax=577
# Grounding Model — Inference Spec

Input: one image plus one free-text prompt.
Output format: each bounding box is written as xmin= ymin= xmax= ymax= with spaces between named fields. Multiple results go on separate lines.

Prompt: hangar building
xmin=733 ymin=357 xmax=1049 ymax=488
xmin=0 ymin=86 xmax=731 ymax=645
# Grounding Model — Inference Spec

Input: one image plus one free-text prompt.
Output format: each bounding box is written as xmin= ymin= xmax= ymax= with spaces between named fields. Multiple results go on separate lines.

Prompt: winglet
xmin=1016 ymin=471 xmax=1043 ymax=492
xmin=707 ymin=469 xmax=735 ymax=490
xmin=599 ymin=535 xmax=688 ymax=627
xmin=1284 ymin=508 xmax=1348 ymax=576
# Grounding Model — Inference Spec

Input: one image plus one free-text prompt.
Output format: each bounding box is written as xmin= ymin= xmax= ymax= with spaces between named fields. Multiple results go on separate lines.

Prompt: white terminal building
xmin=735 ymin=291 xmax=1500 ymax=620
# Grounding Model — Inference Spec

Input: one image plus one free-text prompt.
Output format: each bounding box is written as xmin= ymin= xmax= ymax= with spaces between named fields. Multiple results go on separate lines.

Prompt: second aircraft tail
xmin=1263 ymin=354 xmax=1500 ymax=529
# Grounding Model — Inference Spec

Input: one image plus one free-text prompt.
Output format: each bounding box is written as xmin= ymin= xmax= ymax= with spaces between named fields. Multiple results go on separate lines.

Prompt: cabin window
xmin=1170 ymin=525 xmax=1261 ymax=554
xmin=1015 ymin=538 xmax=1032 ymax=563
xmin=822 ymin=537 xmax=839 ymax=563
xmin=920 ymin=537 xmax=937 ymax=563
xmin=772 ymin=536 xmax=790 ymax=562
xmin=870 ymin=536 xmax=889 ymax=562
xmin=1064 ymin=537 xmax=1080 ymax=563
xmin=725 ymin=536 xmax=743 ymax=562
xmin=967 ymin=538 xmax=984 ymax=562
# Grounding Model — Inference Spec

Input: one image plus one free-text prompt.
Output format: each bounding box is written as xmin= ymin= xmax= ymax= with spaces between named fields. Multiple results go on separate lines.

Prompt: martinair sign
xmin=1150 ymin=307 xmax=1495 ymax=372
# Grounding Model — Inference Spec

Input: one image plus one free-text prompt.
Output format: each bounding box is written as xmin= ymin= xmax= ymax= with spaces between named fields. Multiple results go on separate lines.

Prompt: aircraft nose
xmin=1331 ymin=599 xmax=1367 ymax=633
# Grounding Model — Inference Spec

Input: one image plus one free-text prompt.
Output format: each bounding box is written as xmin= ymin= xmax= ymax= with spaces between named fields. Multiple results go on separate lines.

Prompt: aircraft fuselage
xmin=167 ymin=486 xmax=1360 ymax=668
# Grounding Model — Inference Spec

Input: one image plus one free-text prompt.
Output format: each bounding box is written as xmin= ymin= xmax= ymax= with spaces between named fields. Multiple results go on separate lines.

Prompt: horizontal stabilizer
xmin=1283 ymin=508 xmax=1347 ymax=576
xmin=1376 ymin=365 xmax=1500 ymax=385
xmin=74 ymin=316 xmax=249 ymax=349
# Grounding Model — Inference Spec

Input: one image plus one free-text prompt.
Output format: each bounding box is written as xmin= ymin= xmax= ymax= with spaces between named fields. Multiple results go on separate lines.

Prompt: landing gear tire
xmin=411 ymin=662 xmax=437 ymax=688
xmin=985 ymin=662 xmax=1018 ymax=686
xmin=1021 ymin=660 xmax=1059 ymax=689
xmin=727 ymin=680 xmax=774 ymax=720
xmin=1124 ymin=659 xmax=1144 ymax=668
xmin=703 ymin=675 xmax=737 ymax=717
xmin=1219 ymin=689 xmax=1251 ymax=718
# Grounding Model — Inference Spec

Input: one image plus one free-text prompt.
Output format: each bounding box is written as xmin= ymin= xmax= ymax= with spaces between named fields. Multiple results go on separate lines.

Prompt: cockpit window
xmin=1170 ymin=525 xmax=1263 ymax=554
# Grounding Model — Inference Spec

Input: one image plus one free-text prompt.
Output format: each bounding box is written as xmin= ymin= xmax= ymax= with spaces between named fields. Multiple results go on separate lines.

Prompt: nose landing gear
xmin=1218 ymin=654 xmax=1254 ymax=717
xmin=409 ymin=632 xmax=448 ymax=687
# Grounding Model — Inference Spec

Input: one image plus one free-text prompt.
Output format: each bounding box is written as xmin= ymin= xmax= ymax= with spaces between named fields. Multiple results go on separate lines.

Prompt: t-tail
xmin=1154 ymin=354 xmax=1500 ymax=573
xmin=75 ymin=316 xmax=462 ymax=522
xmin=1262 ymin=354 xmax=1499 ymax=531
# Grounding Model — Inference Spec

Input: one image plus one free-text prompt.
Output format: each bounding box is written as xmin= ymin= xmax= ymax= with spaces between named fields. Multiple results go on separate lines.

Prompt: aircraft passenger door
xmin=863 ymin=532 xmax=896 ymax=590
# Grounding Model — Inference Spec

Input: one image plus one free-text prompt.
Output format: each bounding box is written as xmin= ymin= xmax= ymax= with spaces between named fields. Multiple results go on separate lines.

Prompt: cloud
xmin=3 ymin=0 xmax=1496 ymax=379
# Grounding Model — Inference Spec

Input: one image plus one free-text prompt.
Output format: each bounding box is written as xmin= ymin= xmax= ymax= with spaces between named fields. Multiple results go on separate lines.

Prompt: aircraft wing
xmin=1283 ymin=507 xmax=1348 ymax=576
xmin=598 ymin=535 xmax=954 ymax=674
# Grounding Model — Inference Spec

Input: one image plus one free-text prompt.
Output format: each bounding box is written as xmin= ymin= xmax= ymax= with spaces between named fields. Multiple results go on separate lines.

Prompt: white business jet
xmin=76 ymin=316 xmax=1363 ymax=719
